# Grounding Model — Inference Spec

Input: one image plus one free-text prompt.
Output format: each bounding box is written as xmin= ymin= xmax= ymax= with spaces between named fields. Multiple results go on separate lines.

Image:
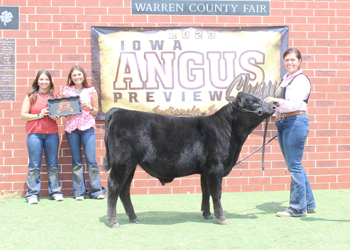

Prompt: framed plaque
xmin=47 ymin=96 xmax=82 ymax=118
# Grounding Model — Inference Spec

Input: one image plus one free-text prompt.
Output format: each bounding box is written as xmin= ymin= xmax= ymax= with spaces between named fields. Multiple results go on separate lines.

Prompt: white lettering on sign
xmin=114 ymin=41 xmax=268 ymax=92
xmin=189 ymin=4 xmax=238 ymax=13
xmin=243 ymin=4 xmax=267 ymax=13
xmin=134 ymin=3 xmax=184 ymax=12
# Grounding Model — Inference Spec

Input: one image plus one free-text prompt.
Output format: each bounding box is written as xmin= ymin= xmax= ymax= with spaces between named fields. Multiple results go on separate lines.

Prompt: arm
xmin=20 ymin=95 xmax=48 ymax=121
xmin=80 ymin=92 xmax=99 ymax=116
xmin=278 ymin=75 xmax=310 ymax=112
xmin=90 ymin=92 xmax=99 ymax=116
xmin=265 ymin=75 xmax=310 ymax=112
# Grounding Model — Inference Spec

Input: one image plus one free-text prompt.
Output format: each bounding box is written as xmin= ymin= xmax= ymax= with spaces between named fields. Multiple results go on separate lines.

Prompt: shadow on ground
xmin=99 ymin=210 xmax=259 ymax=227
xmin=99 ymin=199 xmax=350 ymax=228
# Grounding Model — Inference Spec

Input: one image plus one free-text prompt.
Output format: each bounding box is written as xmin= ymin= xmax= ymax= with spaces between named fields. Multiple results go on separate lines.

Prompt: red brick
xmin=54 ymin=47 xmax=76 ymax=54
xmin=337 ymin=24 xmax=350 ymax=32
xmin=338 ymin=175 xmax=350 ymax=182
xmin=311 ymin=183 xmax=330 ymax=190
xmin=61 ymin=39 xmax=85 ymax=46
xmin=308 ymin=168 xmax=329 ymax=175
xmin=222 ymin=186 xmax=241 ymax=193
xmin=330 ymin=17 xmax=350 ymax=26
xmin=0 ymin=166 xmax=13 ymax=173
xmin=52 ymin=0 xmax=76 ymax=7
xmin=226 ymin=177 xmax=248 ymax=185
xmin=76 ymin=0 xmax=99 ymax=6
xmin=37 ymin=7 xmax=59 ymax=14
xmin=85 ymin=8 xmax=108 ymax=15
xmin=29 ymin=62 xmax=53 ymax=70
xmin=133 ymin=179 xmax=159 ymax=188
xmin=108 ymin=7 xmax=130 ymax=15
xmin=264 ymin=184 xmax=286 ymax=192
xmin=149 ymin=187 xmax=172 ymax=195
xmin=52 ymin=15 xmax=76 ymax=22
xmin=3 ymin=31 xmax=27 ymax=38
xmin=180 ymin=178 xmax=200 ymax=186
xmin=0 ymin=183 xmax=13 ymax=190
xmin=38 ymin=55 xmax=61 ymax=62
xmin=242 ymin=185 xmax=263 ymax=192
xmin=330 ymin=183 xmax=350 ymax=189
xmin=249 ymin=177 xmax=271 ymax=185
xmin=4 ymin=174 xmax=27 ymax=182
xmin=37 ymin=23 xmax=60 ymax=30
xmin=130 ymin=188 xmax=148 ymax=195
xmin=173 ymin=187 xmax=195 ymax=194
xmin=2 ymin=0 xmax=27 ymax=5
xmin=53 ymin=31 xmax=77 ymax=38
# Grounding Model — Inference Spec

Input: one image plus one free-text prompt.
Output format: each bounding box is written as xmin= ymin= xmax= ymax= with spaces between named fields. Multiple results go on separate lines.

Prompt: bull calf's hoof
xmin=110 ymin=223 xmax=120 ymax=229
xmin=130 ymin=217 xmax=140 ymax=224
xmin=203 ymin=214 xmax=213 ymax=219
xmin=217 ymin=218 xmax=228 ymax=225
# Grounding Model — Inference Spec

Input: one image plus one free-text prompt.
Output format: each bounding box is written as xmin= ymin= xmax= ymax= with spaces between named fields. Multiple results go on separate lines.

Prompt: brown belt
xmin=275 ymin=110 xmax=306 ymax=121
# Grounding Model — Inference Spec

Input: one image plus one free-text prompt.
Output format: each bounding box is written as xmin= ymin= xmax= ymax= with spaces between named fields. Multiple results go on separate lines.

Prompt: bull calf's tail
xmin=103 ymin=108 xmax=120 ymax=172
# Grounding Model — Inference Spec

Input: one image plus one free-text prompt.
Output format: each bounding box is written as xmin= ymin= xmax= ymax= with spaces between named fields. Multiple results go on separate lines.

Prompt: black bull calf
xmin=103 ymin=92 xmax=275 ymax=228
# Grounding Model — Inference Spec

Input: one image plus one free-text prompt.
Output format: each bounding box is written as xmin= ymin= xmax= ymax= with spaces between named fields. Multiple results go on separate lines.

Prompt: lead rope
xmin=234 ymin=118 xmax=278 ymax=169
xmin=261 ymin=118 xmax=269 ymax=171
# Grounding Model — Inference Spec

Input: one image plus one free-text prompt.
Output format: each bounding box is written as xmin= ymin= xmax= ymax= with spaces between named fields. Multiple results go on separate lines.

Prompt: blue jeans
xmin=66 ymin=127 xmax=106 ymax=198
xmin=276 ymin=114 xmax=316 ymax=216
xmin=25 ymin=133 xmax=62 ymax=200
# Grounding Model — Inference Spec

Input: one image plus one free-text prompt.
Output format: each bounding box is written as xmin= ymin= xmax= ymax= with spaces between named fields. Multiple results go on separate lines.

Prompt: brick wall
xmin=0 ymin=0 xmax=349 ymax=197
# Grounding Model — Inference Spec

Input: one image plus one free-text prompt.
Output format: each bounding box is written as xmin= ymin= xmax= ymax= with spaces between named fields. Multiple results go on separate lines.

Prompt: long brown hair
xmin=27 ymin=70 xmax=55 ymax=104
xmin=67 ymin=65 xmax=90 ymax=88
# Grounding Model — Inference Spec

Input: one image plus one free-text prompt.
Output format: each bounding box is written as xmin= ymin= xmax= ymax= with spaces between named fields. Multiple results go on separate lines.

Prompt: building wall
xmin=0 ymin=0 xmax=349 ymax=197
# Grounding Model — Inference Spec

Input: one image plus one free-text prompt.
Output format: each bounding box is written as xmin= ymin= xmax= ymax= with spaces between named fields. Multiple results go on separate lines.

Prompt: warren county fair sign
xmin=132 ymin=0 xmax=270 ymax=16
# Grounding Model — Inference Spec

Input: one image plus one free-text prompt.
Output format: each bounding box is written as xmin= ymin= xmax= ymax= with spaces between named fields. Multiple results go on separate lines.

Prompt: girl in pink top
xmin=63 ymin=65 xmax=106 ymax=200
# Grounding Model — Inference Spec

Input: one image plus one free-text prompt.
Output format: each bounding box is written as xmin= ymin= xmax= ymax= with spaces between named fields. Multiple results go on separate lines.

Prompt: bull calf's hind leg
xmin=107 ymin=171 xmax=120 ymax=228
xmin=200 ymin=175 xmax=213 ymax=219
xmin=119 ymin=168 xmax=139 ymax=224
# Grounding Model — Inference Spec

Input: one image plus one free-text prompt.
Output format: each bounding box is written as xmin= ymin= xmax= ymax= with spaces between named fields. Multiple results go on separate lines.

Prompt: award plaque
xmin=47 ymin=96 xmax=82 ymax=118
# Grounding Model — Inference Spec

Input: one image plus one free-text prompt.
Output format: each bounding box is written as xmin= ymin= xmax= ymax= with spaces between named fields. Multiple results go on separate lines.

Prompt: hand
xmin=264 ymin=97 xmax=275 ymax=105
xmin=81 ymin=102 xmax=93 ymax=111
xmin=40 ymin=107 xmax=50 ymax=118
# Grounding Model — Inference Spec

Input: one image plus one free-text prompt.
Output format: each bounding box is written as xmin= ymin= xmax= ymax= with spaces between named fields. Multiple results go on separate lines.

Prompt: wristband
xmin=90 ymin=106 xmax=94 ymax=111
xmin=37 ymin=113 xmax=41 ymax=119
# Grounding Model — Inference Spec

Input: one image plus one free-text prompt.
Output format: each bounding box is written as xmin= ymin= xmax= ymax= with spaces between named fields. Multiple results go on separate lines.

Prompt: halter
xmin=231 ymin=102 xmax=264 ymax=116
xmin=231 ymin=100 xmax=271 ymax=171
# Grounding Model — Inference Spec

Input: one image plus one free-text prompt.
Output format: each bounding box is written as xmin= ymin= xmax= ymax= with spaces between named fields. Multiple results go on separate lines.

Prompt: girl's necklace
xmin=76 ymin=88 xmax=83 ymax=94
xmin=38 ymin=91 xmax=50 ymax=97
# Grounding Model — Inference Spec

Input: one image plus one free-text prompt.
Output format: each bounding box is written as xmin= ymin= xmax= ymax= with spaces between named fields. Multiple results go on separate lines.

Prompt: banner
xmin=91 ymin=26 xmax=289 ymax=119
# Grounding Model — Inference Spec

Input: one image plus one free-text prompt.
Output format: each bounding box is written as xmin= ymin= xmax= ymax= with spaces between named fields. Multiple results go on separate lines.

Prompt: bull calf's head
xmin=232 ymin=92 xmax=275 ymax=119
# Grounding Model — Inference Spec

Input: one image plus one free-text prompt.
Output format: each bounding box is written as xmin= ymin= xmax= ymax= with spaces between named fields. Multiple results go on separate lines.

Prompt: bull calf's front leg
xmin=212 ymin=195 xmax=228 ymax=225
xmin=206 ymin=174 xmax=228 ymax=225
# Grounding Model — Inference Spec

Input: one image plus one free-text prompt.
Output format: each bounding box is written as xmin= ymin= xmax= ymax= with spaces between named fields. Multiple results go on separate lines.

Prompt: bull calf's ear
xmin=236 ymin=95 xmax=245 ymax=108
xmin=230 ymin=97 xmax=236 ymax=105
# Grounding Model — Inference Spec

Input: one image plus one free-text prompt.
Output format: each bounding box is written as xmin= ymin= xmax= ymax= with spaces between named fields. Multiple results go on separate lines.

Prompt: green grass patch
xmin=0 ymin=190 xmax=349 ymax=249
xmin=0 ymin=190 xmax=23 ymax=203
